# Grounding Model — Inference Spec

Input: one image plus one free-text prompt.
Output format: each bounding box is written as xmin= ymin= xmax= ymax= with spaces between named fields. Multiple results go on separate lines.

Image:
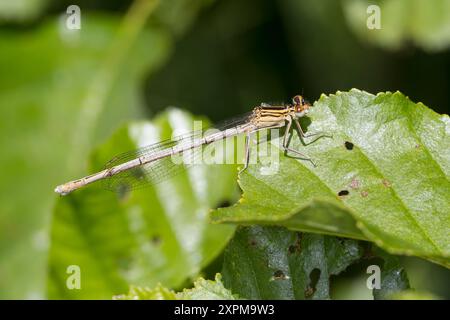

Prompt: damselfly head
xmin=292 ymin=95 xmax=311 ymax=117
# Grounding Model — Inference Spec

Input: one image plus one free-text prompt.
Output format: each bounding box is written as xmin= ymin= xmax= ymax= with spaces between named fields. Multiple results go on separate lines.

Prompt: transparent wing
xmin=102 ymin=132 xmax=203 ymax=194
xmin=101 ymin=112 xmax=252 ymax=194
xmin=103 ymin=130 xmax=204 ymax=169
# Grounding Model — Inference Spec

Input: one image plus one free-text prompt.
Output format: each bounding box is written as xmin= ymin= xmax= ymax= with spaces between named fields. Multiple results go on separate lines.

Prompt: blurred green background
xmin=0 ymin=0 xmax=449 ymax=299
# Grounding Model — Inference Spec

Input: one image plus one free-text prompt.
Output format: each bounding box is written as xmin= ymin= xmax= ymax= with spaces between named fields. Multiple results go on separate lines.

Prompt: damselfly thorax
xmin=251 ymin=95 xmax=311 ymax=128
xmin=55 ymin=95 xmax=326 ymax=195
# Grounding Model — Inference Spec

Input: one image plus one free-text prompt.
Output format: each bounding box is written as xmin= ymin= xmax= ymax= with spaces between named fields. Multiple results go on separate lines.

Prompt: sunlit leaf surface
xmin=212 ymin=90 xmax=450 ymax=267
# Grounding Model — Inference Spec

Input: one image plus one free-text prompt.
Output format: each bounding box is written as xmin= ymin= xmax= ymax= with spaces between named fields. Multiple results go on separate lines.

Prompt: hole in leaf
xmin=344 ymin=141 xmax=354 ymax=150
xmin=305 ymin=268 xmax=321 ymax=298
xmin=273 ymin=270 xmax=287 ymax=280
xmin=338 ymin=190 xmax=349 ymax=196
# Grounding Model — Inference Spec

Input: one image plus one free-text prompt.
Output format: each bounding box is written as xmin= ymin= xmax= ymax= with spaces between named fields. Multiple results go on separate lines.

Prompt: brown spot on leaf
xmin=350 ymin=178 xmax=360 ymax=189
xmin=361 ymin=190 xmax=369 ymax=197
xmin=304 ymin=287 xmax=314 ymax=297
xmin=382 ymin=179 xmax=391 ymax=188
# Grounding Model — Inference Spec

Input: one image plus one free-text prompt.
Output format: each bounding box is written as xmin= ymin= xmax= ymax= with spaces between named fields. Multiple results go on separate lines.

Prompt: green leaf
xmin=0 ymin=14 xmax=169 ymax=299
xmin=48 ymin=109 xmax=237 ymax=299
xmin=0 ymin=0 xmax=48 ymax=22
xmin=389 ymin=290 xmax=440 ymax=300
xmin=221 ymin=226 xmax=363 ymax=299
xmin=211 ymin=89 xmax=450 ymax=267
xmin=343 ymin=0 xmax=450 ymax=52
xmin=178 ymin=274 xmax=238 ymax=300
xmin=154 ymin=0 xmax=215 ymax=36
xmin=113 ymin=284 xmax=178 ymax=300
xmin=372 ymin=247 xmax=410 ymax=300
xmin=114 ymin=274 xmax=237 ymax=300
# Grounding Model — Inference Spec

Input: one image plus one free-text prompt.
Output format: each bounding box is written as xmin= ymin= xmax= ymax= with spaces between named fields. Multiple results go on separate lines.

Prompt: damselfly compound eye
xmin=293 ymin=95 xmax=304 ymax=105
xmin=292 ymin=95 xmax=310 ymax=117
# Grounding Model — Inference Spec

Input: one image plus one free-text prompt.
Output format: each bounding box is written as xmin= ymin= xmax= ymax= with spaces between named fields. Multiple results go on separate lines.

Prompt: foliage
xmin=371 ymin=246 xmax=410 ymax=299
xmin=389 ymin=290 xmax=440 ymax=300
xmin=114 ymin=274 xmax=237 ymax=300
xmin=0 ymin=13 xmax=169 ymax=299
xmin=221 ymin=226 xmax=363 ymax=299
xmin=343 ymin=0 xmax=450 ymax=52
xmin=48 ymin=89 xmax=450 ymax=299
xmin=1 ymin=0 xmax=449 ymax=300
xmin=0 ymin=0 xmax=212 ymax=299
xmin=212 ymin=90 xmax=450 ymax=268
xmin=48 ymin=109 xmax=237 ymax=299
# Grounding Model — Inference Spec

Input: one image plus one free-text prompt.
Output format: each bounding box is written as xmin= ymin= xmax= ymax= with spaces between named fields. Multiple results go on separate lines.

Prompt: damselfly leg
xmin=282 ymin=116 xmax=317 ymax=167
xmin=293 ymin=117 xmax=332 ymax=145
xmin=239 ymin=131 xmax=252 ymax=175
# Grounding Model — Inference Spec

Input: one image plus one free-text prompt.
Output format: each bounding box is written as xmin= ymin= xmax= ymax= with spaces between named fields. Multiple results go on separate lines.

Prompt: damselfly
xmin=55 ymin=95 xmax=325 ymax=195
